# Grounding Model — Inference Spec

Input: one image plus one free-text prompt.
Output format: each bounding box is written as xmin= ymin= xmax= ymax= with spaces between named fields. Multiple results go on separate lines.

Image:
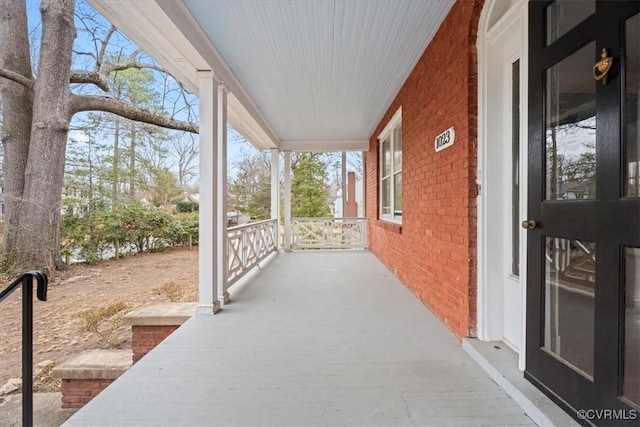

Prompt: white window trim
xmin=378 ymin=107 xmax=402 ymax=224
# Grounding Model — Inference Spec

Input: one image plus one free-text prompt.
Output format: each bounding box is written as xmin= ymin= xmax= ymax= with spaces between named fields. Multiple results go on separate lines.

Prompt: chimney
xmin=346 ymin=171 xmax=358 ymax=217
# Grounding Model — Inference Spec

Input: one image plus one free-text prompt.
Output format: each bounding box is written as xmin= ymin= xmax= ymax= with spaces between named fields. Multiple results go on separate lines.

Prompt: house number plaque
xmin=434 ymin=126 xmax=455 ymax=152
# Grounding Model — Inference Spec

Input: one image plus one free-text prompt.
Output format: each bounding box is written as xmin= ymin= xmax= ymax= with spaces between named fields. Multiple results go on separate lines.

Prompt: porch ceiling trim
xmin=279 ymin=140 xmax=369 ymax=152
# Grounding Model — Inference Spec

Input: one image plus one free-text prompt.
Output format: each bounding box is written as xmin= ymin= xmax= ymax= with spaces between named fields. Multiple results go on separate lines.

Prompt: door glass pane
xmin=546 ymin=0 xmax=595 ymax=45
xmin=544 ymin=237 xmax=595 ymax=378
xmin=512 ymin=60 xmax=521 ymax=276
xmin=393 ymin=125 xmax=402 ymax=171
xmin=546 ymin=42 xmax=596 ymax=200
xmin=394 ymin=172 xmax=402 ymax=215
xmin=382 ymin=137 xmax=391 ymax=177
xmin=625 ymin=248 xmax=640 ymax=405
xmin=381 ymin=177 xmax=390 ymax=216
xmin=626 ymin=13 xmax=640 ymax=197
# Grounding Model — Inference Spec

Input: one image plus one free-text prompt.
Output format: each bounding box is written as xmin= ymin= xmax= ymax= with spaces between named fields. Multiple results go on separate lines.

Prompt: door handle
xmin=593 ymin=48 xmax=613 ymax=85
xmin=521 ymin=220 xmax=537 ymax=229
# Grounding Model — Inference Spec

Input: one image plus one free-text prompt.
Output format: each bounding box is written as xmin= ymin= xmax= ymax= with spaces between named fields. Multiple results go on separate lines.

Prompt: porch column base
xmin=220 ymin=292 xmax=230 ymax=305
xmin=196 ymin=301 xmax=221 ymax=316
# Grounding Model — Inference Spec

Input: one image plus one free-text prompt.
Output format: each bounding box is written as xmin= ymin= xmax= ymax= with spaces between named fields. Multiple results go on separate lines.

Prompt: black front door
xmin=526 ymin=1 xmax=640 ymax=425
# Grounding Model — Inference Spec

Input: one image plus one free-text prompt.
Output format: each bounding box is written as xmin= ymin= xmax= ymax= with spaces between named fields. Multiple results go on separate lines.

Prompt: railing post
xmin=241 ymin=226 xmax=247 ymax=271
xmin=284 ymin=152 xmax=292 ymax=252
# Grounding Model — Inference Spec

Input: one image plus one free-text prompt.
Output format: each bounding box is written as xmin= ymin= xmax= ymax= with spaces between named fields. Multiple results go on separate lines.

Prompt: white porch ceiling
xmin=89 ymin=0 xmax=454 ymax=151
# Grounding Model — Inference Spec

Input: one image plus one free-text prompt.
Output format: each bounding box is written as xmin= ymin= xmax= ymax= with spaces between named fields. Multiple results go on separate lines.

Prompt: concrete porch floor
xmin=65 ymin=251 xmax=558 ymax=426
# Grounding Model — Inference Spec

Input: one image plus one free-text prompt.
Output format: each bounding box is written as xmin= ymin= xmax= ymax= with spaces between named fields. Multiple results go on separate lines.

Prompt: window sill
xmin=376 ymin=219 xmax=402 ymax=234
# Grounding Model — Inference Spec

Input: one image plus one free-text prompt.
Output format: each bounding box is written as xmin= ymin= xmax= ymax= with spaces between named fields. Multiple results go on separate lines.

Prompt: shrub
xmin=60 ymin=200 xmax=200 ymax=263
xmin=153 ymin=280 xmax=185 ymax=302
xmin=77 ymin=301 xmax=130 ymax=348
xmin=176 ymin=201 xmax=199 ymax=213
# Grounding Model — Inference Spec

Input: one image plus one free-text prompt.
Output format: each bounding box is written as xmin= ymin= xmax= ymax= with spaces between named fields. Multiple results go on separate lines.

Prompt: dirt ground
xmin=0 ymin=247 xmax=198 ymax=390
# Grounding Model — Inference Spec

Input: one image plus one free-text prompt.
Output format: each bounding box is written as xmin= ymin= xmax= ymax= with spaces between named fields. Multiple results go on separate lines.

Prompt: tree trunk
xmin=112 ymin=115 xmax=120 ymax=206
xmin=15 ymin=0 xmax=76 ymax=270
xmin=129 ymin=122 xmax=136 ymax=197
xmin=0 ymin=0 xmax=33 ymax=260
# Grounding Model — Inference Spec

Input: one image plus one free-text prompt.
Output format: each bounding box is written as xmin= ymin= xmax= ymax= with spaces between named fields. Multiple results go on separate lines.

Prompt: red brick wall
xmin=131 ymin=325 xmax=178 ymax=363
xmin=60 ymin=379 xmax=114 ymax=409
xmin=366 ymin=0 xmax=483 ymax=339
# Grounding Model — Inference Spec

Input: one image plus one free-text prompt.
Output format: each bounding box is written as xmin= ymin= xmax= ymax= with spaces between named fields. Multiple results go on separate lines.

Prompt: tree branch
xmin=96 ymin=25 xmax=117 ymax=69
xmin=0 ymin=68 xmax=34 ymax=90
xmin=102 ymin=60 xmax=165 ymax=75
xmin=69 ymin=94 xmax=198 ymax=134
xmin=71 ymin=61 xmax=165 ymax=92
xmin=72 ymin=50 xmax=96 ymax=59
xmin=70 ymin=70 xmax=108 ymax=91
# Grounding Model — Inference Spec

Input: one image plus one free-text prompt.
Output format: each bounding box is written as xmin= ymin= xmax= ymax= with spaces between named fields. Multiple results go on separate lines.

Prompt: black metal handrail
xmin=0 ymin=271 xmax=48 ymax=427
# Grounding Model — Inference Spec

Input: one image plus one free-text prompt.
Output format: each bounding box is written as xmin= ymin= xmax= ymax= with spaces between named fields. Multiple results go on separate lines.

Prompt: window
xmin=379 ymin=107 xmax=402 ymax=223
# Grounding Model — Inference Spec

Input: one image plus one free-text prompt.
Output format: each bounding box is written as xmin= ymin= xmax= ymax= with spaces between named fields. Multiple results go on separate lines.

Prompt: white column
xmin=341 ymin=151 xmax=347 ymax=217
xmin=196 ymin=71 xmax=220 ymax=315
xmin=361 ymin=151 xmax=366 ymax=217
xmin=283 ymin=151 xmax=292 ymax=252
xmin=215 ymin=83 xmax=229 ymax=305
xmin=270 ymin=149 xmax=280 ymax=248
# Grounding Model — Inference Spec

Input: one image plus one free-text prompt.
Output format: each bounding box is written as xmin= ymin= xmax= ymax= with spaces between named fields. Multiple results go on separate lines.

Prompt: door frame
xmin=477 ymin=0 xmax=529 ymax=370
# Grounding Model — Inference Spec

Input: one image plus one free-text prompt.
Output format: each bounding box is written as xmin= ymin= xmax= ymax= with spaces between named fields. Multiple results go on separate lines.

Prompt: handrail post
xmin=22 ymin=274 xmax=34 ymax=427
xmin=0 ymin=271 xmax=47 ymax=427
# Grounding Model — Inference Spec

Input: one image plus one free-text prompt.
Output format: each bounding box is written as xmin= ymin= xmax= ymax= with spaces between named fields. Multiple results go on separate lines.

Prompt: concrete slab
xmin=0 ymin=392 xmax=76 ymax=427
xmin=463 ymin=339 xmax=579 ymax=427
xmin=64 ymin=252 xmax=541 ymax=426
xmin=52 ymin=349 xmax=131 ymax=380
xmin=122 ymin=302 xmax=197 ymax=326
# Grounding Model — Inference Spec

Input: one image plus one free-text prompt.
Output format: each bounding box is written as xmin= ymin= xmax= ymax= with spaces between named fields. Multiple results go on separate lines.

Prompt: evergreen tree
xmin=291 ymin=153 xmax=331 ymax=217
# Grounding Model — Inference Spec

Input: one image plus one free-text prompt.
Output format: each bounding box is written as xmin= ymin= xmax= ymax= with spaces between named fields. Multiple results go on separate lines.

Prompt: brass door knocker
xmin=593 ymin=48 xmax=613 ymax=84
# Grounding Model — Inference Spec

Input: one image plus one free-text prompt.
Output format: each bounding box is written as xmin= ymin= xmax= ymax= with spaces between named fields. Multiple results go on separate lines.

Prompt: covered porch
xmin=63 ymin=251 xmax=551 ymax=426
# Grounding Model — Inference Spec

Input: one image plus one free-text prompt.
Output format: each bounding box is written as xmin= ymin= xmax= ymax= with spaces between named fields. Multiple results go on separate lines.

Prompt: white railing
xmin=227 ymin=219 xmax=278 ymax=286
xmin=291 ymin=218 xmax=368 ymax=250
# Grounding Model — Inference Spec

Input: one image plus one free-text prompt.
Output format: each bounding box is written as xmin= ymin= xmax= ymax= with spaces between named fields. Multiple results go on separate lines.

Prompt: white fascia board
xmin=87 ymin=0 xmax=203 ymax=93
xmin=87 ymin=0 xmax=279 ymax=150
xmin=279 ymin=140 xmax=369 ymax=152
xmin=227 ymin=94 xmax=276 ymax=150
xmin=156 ymin=0 xmax=280 ymax=149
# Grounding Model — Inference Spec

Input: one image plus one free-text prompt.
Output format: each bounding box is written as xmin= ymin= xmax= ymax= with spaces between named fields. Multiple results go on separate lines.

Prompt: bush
xmin=77 ymin=301 xmax=130 ymax=348
xmin=60 ymin=200 xmax=200 ymax=264
xmin=176 ymin=201 xmax=199 ymax=213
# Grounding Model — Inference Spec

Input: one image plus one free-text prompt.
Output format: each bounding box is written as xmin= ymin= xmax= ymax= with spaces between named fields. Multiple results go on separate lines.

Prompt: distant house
xmin=61 ymin=185 xmax=92 ymax=215
xmin=227 ymin=211 xmax=250 ymax=227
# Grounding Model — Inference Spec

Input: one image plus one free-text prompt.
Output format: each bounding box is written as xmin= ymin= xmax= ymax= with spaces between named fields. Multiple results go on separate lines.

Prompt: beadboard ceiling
xmin=89 ymin=0 xmax=455 ymax=150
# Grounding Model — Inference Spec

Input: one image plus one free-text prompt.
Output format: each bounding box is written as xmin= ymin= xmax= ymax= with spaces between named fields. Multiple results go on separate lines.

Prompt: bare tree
xmin=170 ymin=133 xmax=199 ymax=190
xmin=0 ymin=0 xmax=197 ymax=271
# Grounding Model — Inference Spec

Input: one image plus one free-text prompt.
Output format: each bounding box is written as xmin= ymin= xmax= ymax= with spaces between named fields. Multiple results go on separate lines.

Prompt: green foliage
xmin=60 ymin=200 xmax=199 ymax=263
xmin=148 ymin=167 xmax=184 ymax=207
xmin=176 ymin=201 xmax=199 ymax=213
xmin=291 ymin=153 xmax=331 ymax=217
xmin=173 ymin=212 xmax=199 ymax=246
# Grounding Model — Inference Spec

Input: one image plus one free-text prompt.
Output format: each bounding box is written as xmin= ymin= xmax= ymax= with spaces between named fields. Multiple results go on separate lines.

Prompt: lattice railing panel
xmin=291 ymin=218 xmax=368 ymax=250
xmin=227 ymin=219 xmax=278 ymax=286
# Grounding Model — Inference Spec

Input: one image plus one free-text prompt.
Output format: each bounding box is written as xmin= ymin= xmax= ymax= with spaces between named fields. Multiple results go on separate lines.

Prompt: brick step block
xmin=123 ymin=302 xmax=196 ymax=363
xmin=52 ymin=349 xmax=131 ymax=409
